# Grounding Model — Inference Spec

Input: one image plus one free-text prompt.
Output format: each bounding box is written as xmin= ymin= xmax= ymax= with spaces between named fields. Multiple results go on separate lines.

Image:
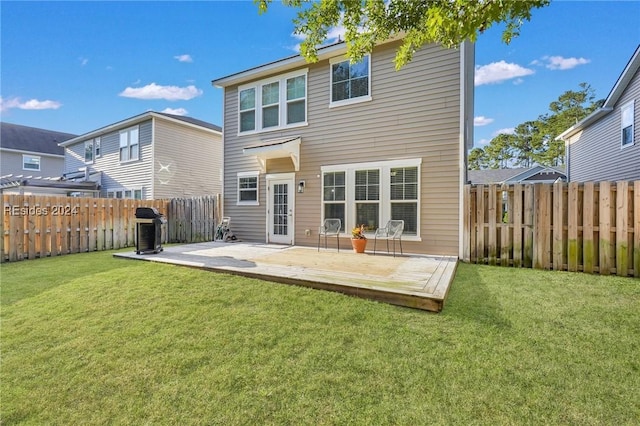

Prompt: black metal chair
xmin=317 ymin=218 xmax=341 ymax=251
xmin=373 ymin=220 xmax=404 ymax=257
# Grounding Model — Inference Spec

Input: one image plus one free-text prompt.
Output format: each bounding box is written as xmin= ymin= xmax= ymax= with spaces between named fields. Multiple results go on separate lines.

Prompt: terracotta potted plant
xmin=351 ymin=224 xmax=367 ymax=253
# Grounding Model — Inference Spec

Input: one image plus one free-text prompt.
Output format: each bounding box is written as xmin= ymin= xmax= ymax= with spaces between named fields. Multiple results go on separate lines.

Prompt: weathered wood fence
xmin=1 ymin=194 xmax=220 ymax=262
xmin=463 ymin=181 xmax=640 ymax=277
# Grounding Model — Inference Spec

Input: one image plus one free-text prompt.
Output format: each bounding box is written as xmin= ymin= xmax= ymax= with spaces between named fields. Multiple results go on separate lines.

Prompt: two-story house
xmin=557 ymin=44 xmax=639 ymax=182
xmin=1 ymin=122 xmax=73 ymax=177
xmin=59 ymin=111 xmax=223 ymax=199
xmin=212 ymin=39 xmax=474 ymax=257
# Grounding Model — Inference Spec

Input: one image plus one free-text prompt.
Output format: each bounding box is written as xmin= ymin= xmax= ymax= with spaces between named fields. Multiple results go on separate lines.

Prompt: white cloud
xmin=474 ymin=116 xmax=494 ymax=126
xmin=79 ymin=57 xmax=89 ymax=66
xmin=174 ymin=54 xmax=193 ymax=63
xmin=119 ymin=83 xmax=203 ymax=101
xmin=542 ymin=55 xmax=590 ymax=70
xmin=161 ymin=107 xmax=188 ymax=116
xmin=0 ymin=96 xmax=62 ymax=112
xmin=493 ymin=128 xmax=515 ymax=137
xmin=475 ymin=61 xmax=535 ymax=86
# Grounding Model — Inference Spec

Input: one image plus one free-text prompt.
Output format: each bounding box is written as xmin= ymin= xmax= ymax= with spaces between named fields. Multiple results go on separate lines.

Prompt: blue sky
xmin=1 ymin=1 xmax=639 ymax=148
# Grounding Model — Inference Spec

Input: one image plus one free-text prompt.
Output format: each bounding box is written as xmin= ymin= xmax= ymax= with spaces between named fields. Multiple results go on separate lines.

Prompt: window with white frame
xmin=119 ymin=126 xmax=139 ymax=162
xmin=238 ymin=70 xmax=307 ymax=134
xmin=323 ymin=171 xmax=346 ymax=231
xmin=107 ymin=188 xmax=143 ymax=199
xmin=355 ymin=169 xmax=380 ymax=231
xmin=621 ymin=101 xmax=634 ymax=147
xmin=22 ymin=154 xmax=41 ymax=171
xmin=321 ymin=159 xmax=421 ymax=237
xmin=237 ymin=171 xmax=259 ymax=205
xmin=95 ymin=138 xmax=101 ymax=158
xmin=84 ymin=139 xmax=94 ymax=163
xmin=330 ymin=55 xmax=371 ymax=106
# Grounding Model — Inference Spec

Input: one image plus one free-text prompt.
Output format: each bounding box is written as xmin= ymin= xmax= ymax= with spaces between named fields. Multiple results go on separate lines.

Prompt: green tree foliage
xmin=255 ymin=0 xmax=549 ymax=69
xmin=473 ymin=83 xmax=604 ymax=169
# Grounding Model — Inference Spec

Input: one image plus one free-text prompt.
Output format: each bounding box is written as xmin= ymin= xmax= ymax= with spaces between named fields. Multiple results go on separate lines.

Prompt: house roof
xmin=557 ymin=44 xmax=640 ymax=140
xmin=58 ymin=111 xmax=221 ymax=147
xmin=211 ymin=37 xmax=406 ymax=88
xmin=0 ymin=122 xmax=76 ymax=156
xmin=0 ymin=173 xmax=100 ymax=193
xmin=468 ymin=166 xmax=566 ymax=184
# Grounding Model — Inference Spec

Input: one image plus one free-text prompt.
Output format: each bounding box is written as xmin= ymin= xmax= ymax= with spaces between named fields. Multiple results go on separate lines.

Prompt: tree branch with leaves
xmin=256 ymin=0 xmax=549 ymax=69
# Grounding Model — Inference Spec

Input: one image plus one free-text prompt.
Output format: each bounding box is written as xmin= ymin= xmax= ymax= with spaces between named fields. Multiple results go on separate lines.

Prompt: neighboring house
xmin=1 ymin=122 xmax=73 ymax=177
xmin=59 ymin=111 xmax=222 ymax=199
xmin=212 ymin=39 xmax=475 ymax=257
xmin=0 ymin=122 xmax=97 ymax=195
xmin=468 ymin=165 xmax=566 ymax=185
xmin=557 ymin=45 xmax=640 ymax=182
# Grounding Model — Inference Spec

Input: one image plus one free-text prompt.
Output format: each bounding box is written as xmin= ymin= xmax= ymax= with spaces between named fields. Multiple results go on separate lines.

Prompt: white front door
xmin=267 ymin=175 xmax=294 ymax=245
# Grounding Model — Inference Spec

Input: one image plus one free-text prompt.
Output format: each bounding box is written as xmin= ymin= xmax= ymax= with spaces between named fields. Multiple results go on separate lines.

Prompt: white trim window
xmin=95 ymin=137 xmax=101 ymax=158
xmin=107 ymin=188 xmax=143 ymax=199
xmin=119 ymin=126 xmax=139 ymax=162
xmin=22 ymin=154 xmax=41 ymax=171
xmin=84 ymin=139 xmax=94 ymax=163
xmin=322 ymin=171 xmax=346 ymax=232
xmin=621 ymin=101 xmax=635 ymax=147
xmin=330 ymin=55 xmax=371 ymax=107
xmin=321 ymin=158 xmax=421 ymax=238
xmin=238 ymin=69 xmax=308 ymax=135
xmin=237 ymin=171 xmax=259 ymax=205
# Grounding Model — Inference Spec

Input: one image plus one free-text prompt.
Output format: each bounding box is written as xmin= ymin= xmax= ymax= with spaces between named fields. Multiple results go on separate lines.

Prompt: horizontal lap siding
xmin=152 ymin=120 xmax=223 ymax=199
xmin=569 ymin=67 xmax=640 ymax=182
xmin=223 ymin=42 xmax=462 ymax=255
xmin=2 ymin=151 xmax=64 ymax=177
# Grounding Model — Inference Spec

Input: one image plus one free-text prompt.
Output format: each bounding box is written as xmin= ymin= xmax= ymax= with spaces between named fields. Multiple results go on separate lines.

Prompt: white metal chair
xmin=373 ymin=219 xmax=404 ymax=257
xmin=318 ymin=218 xmax=341 ymax=252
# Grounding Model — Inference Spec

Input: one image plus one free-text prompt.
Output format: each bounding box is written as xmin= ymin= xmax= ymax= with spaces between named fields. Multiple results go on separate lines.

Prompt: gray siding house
xmin=1 ymin=122 xmax=73 ymax=178
xmin=558 ymin=45 xmax=640 ymax=182
xmin=212 ymin=39 xmax=474 ymax=257
xmin=59 ymin=112 xmax=222 ymax=199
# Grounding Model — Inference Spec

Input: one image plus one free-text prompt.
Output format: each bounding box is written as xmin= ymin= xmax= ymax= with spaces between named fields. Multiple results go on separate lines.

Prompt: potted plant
xmin=351 ymin=224 xmax=367 ymax=253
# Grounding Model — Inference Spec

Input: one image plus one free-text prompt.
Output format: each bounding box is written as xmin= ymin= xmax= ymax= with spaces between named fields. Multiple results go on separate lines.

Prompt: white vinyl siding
xmin=238 ymin=69 xmax=308 ymax=135
xmin=621 ymin=100 xmax=634 ymax=147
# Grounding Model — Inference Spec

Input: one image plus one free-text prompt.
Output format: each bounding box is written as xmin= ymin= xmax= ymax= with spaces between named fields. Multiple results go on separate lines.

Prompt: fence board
xmin=567 ymin=182 xmax=579 ymax=272
xmin=583 ymin=183 xmax=595 ymax=273
xmin=616 ymin=181 xmax=629 ymax=276
xmin=512 ymin=184 xmax=523 ymax=267
xmin=599 ymin=182 xmax=613 ymax=275
xmin=475 ymin=185 xmax=485 ymax=263
xmin=553 ymin=182 xmax=564 ymax=270
xmin=635 ymin=181 xmax=640 ymax=277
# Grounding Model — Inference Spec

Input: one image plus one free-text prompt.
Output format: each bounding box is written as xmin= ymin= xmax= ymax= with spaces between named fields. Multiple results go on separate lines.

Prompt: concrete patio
xmin=114 ymin=242 xmax=458 ymax=312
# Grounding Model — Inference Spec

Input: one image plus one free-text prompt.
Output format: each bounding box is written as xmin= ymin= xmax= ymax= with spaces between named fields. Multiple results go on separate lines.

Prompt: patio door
xmin=267 ymin=174 xmax=294 ymax=245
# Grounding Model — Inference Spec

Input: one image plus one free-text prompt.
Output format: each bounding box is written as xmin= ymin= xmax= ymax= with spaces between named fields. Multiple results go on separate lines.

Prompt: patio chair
xmin=317 ymin=218 xmax=341 ymax=252
xmin=373 ymin=220 xmax=404 ymax=257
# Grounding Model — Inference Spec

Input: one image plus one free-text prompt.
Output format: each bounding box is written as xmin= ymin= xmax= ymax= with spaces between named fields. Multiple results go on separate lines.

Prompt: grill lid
xmin=135 ymin=207 xmax=161 ymax=219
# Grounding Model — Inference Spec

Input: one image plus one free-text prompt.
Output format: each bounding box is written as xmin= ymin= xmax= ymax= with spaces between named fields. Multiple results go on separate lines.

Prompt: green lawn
xmin=1 ymin=250 xmax=639 ymax=425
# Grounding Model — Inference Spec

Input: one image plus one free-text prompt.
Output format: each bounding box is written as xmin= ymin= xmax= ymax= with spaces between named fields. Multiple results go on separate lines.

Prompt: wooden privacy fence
xmin=1 ymin=194 xmax=220 ymax=262
xmin=463 ymin=181 xmax=640 ymax=277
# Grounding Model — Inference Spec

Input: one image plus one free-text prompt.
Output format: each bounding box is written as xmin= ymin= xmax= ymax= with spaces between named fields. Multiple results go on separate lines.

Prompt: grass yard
xmin=1 ymin=250 xmax=639 ymax=425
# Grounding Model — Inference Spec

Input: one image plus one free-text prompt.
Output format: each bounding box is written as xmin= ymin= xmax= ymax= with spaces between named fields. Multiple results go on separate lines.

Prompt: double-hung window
xmin=119 ymin=126 xmax=139 ymax=162
xmin=323 ymin=171 xmax=346 ymax=231
xmin=321 ymin=159 xmax=421 ymax=238
xmin=355 ymin=169 xmax=380 ymax=230
xmin=237 ymin=171 xmax=259 ymax=205
xmin=621 ymin=101 xmax=635 ymax=147
xmin=330 ymin=55 xmax=371 ymax=106
xmin=22 ymin=154 xmax=40 ymax=171
xmin=238 ymin=70 xmax=307 ymax=134
xmin=84 ymin=139 xmax=94 ymax=163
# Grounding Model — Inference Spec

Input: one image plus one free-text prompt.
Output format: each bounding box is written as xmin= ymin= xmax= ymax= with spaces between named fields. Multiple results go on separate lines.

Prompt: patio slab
xmin=114 ymin=242 xmax=458 ymax=312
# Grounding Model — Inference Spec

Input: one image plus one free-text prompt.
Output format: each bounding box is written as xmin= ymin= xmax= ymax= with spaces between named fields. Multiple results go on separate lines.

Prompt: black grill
xmin=135 ymin=207 xmax=166 ymax=254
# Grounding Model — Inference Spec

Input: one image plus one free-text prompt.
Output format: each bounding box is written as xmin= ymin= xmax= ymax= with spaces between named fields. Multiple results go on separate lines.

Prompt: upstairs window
xmin=23 ymin=154 xmax=41 ymax=171
xmin=119 ymin=126 xmax=139 ymax=162
xmin=84 ymin=139 xmax=94 ymax=163
xmin=621 ymin=101 xmax=635 ymax=147
xmin=330 ymin=55 xmax=371 ymax=106
xmin=95 ymin=138 xmax=101 ymax=158
xmin=238 ymin=70 xmax=307 ymax=134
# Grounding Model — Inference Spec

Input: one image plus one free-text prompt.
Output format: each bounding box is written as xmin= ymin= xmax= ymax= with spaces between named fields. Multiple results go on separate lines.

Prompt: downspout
xmin=459 ymin=40 xmax=475 ymax=260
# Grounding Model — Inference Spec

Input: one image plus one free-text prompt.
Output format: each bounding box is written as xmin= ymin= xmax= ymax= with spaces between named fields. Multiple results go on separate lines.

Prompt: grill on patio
xmin=135 ymin=207 xmax=166 ymax=254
